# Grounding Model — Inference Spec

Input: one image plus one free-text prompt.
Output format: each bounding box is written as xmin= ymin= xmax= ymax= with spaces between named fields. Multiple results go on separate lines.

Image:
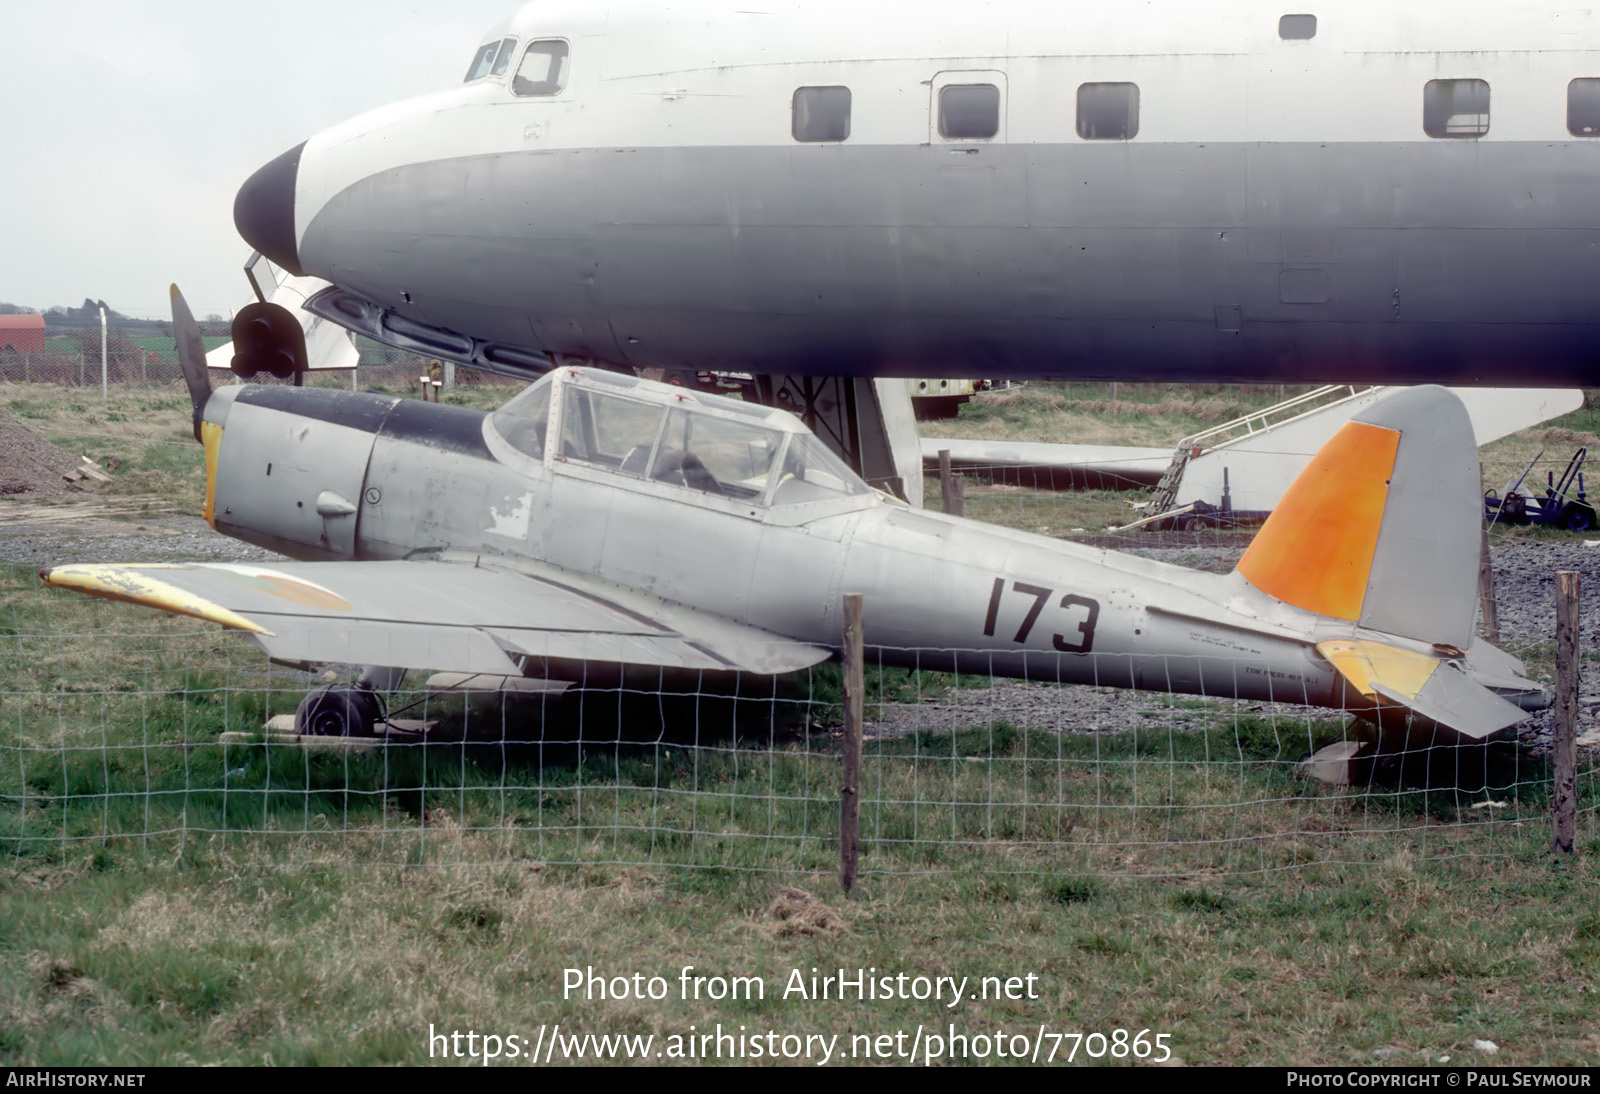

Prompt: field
xmin=2 ymin=379 xmax=1599 ymax=1066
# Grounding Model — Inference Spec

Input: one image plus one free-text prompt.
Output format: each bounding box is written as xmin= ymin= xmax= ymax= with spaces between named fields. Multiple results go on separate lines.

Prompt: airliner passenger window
xmin=939 ymin=84 xmax=1000 ymax=140
xmin=793 ymin=86 xmax=852 ymax=142
xmin=1077 ymin=83 xmax=1139 ymax=140
xmin=514 ymin=40 xmax=569 ymax=96
xmin=1568 ymin=79 xmax=1600 ymax=136
xmin=464 ymin=41 xmax=501 ymax=82
xmin=1278 ymin=14 xmax=1317 ymax=39
xmin=1423 ymin=79 xmax=1489 ymax=138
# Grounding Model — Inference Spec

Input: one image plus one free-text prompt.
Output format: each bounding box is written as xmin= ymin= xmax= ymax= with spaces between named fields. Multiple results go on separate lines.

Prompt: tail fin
xmin=1237 ymin=386 xmax=1545 ymax=743
xmin=1236 ymin=385 xmax=1479 ymax=649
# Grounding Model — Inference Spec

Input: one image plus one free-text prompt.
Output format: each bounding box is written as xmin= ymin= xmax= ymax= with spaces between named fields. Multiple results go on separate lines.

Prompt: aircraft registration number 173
xmin=981 ymin=577 xmax=1101 ymax=653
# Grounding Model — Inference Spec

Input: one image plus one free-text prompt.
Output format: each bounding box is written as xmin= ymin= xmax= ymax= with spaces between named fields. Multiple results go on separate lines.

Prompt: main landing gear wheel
xmin=296 ymin=684 xmax=382 ymax=737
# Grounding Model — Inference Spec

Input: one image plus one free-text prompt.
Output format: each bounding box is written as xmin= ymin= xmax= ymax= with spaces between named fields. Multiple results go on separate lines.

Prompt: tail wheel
xmin=1561 ymin=502 xmax=1598 ymax=532
xmin=296 ymin=684 xmax=381 ymax=737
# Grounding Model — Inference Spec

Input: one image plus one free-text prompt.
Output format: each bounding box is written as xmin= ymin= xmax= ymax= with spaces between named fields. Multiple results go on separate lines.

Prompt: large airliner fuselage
xmin=236 ymin=1 xmax=1600 ymax=384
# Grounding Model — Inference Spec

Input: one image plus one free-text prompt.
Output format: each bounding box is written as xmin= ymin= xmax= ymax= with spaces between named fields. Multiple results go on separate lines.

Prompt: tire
xmin=1561 ymin=502 xmax=1598 ymax=533
xmin=296 ymin=685 xmax=380 ymax=737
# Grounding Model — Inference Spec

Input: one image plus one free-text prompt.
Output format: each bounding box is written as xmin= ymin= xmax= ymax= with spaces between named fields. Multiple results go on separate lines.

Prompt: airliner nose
xmin=233 ymin=141 xmax=306 ymax=276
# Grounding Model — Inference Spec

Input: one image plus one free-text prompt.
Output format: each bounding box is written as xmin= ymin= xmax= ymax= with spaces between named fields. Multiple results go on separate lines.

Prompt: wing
xmin=41 ymin=555 xmax=831 ymax=676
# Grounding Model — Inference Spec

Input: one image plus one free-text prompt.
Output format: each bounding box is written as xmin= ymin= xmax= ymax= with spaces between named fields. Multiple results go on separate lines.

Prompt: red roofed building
xmin=0 ymin=315 xmax=45 ymax=353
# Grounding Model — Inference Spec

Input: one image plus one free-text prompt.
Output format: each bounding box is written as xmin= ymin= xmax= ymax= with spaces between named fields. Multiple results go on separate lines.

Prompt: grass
xmin=4 ymin=380 xmax=1600 ymax=1064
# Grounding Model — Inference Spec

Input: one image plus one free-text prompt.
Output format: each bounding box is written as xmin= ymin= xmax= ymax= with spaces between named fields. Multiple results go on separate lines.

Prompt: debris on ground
xmin=766 ymin=887 xmax=849 ymax=938
xmin=0 ymin=407 xmax=91 ymax=498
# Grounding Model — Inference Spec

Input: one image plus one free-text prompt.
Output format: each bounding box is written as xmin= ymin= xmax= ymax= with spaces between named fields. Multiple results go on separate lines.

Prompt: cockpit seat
xmin=620 ymin=444 xmax=652 ymax=476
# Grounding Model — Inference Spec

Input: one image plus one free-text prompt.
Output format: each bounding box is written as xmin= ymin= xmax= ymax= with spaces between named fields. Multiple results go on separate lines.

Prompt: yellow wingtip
xmin=42 ymin=565 xmax=274 ymax=636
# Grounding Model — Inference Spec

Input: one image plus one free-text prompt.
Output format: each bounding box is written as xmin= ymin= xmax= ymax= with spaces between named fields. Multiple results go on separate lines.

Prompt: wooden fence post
xmin=1478 ymin=523 xmax=1500 ymax=645
xmin=938 ymin=449 xmax=965 ymax=517
xmin=1553 ymin=571 xmax=1580 ymax=855
xmin=840 ymin=593 xmax=864 ymax=892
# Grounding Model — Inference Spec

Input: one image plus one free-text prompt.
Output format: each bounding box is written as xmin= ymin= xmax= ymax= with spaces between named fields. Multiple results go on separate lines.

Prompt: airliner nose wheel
xmin=296 ymin=683 xmax=383 ymax=737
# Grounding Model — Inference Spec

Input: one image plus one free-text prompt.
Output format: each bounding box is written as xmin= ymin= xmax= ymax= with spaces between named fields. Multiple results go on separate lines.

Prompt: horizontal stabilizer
xmin=1317 ymin=639 xmax=1531 ymax=743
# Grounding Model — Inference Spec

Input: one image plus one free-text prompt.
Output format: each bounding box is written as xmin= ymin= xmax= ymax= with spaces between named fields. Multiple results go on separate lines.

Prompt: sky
xmin=1 ymin=1 xmax=519 ymax=320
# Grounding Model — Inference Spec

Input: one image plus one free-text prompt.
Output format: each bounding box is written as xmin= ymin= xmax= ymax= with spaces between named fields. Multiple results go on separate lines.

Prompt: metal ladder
xmin=1144 ymin=385 xmax=1376 ymax=515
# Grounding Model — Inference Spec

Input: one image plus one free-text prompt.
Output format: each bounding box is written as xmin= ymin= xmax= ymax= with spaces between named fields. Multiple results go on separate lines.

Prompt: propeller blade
xmin=170 ymin=284 xmax=213 ymax=442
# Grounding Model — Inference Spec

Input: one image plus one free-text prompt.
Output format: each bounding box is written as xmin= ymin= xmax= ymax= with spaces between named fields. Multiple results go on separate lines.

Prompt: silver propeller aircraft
xmin=40 ymin=291 xmax=1547 ymax=749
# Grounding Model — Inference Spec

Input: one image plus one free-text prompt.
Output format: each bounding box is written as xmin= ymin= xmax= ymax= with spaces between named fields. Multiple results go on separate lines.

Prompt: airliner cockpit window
xmin=513 ymin=40 xmax=570 ymax=96
xmin=939 ymin=84 xmax=1000 ymax=140
xmin=490 ymin=37 xmax=519 ymax=77
xmin=463 ymin=41 xmax=501 ymax=82
xmin=650 ymin=409 xmax=780 ymax=500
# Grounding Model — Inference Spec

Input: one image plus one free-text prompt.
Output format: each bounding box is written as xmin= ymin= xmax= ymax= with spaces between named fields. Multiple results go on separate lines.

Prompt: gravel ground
xmin=3 ymin=510 xmax=1596 ymax=749
xmin=0 ymin=510 xmax=282 ymax=567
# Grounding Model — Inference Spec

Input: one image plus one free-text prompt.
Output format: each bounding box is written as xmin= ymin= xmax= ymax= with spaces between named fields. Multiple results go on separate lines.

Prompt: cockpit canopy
xmin=464 ymin=36 xmax=569 ymax=95
xmin=491 ymin=368 xmax=872 ymax=506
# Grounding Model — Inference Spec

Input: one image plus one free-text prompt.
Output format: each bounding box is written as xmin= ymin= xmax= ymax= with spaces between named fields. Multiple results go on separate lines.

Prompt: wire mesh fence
xmin=3 ymin=560 xmax=1593 ymax=877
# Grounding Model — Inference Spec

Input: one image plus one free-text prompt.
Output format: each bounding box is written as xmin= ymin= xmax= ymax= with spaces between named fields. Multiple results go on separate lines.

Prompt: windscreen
xmin=490 ymin=375 xmax=554 ymax=459
xmin=770 ymin=434 xmax=872 ymax=505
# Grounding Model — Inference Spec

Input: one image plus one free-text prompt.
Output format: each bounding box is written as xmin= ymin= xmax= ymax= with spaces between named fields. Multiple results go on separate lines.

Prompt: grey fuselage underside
xmin=302 ymin=140 xmax=1600 ymax=384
